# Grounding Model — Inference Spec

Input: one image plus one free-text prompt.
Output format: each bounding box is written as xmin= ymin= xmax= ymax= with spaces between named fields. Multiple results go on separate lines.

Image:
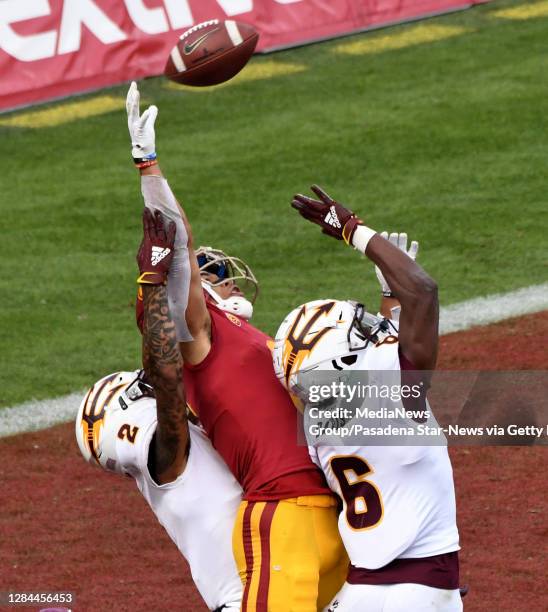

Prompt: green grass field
xmin=1 ymin=0 xmax=547 ymax=407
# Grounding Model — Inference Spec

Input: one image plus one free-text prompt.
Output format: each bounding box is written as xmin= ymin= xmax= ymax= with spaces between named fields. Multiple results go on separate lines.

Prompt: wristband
xmin=133 ymin=151 xmax=157 ymax=164
xmin=137 ymin=271 xmax=166 ymax=285
xmin=133 ymin=151 xmax=157 ymax=162
xmin=135 ymin=159 xmax=158 ymax=170
xmin=341 ymin=216 xmax=363 ymax=245
xmin=351 ymin=225 xmax=377 ymax=254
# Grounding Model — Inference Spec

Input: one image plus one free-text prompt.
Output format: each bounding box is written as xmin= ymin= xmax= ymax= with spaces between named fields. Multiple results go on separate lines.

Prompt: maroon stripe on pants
xmin=256 ymin=501 xmax=278 ymax=611
xmin=241 ymin=502 xmax=256 ymax=612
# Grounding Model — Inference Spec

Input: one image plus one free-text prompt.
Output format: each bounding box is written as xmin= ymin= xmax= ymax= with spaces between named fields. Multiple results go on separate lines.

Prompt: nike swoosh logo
xmin=183 ymin=28 xmax=220 ymax=55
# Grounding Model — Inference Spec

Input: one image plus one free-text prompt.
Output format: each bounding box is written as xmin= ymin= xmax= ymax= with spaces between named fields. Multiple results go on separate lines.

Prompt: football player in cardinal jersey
xmin=272 ymin=186 xmax=462 ymax=611
xmin=125 ymin=83 xmax=348 ymax=610
xmin=136 ymin=245 xmax=259 ymax=335
xmin=76 ymin=209 xmax=243 ymax=611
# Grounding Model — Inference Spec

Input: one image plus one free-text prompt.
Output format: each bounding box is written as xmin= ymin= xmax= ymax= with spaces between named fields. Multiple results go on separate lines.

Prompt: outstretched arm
xmin=364 ymin=233 xmax=438 ymax=370
xmin=375 ymin=232 xmax=419 ymax=320
xmin=292 ymin=186 xmax=438 ymax=370
xmin=127 ymin=81 xmax=211 ymax=365
xmin=138 ymin=208 xmax=189 ymax=484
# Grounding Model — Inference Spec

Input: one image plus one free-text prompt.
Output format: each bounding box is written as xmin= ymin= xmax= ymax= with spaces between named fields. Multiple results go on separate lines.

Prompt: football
xmin=164 ymin=20 xmax=259 ymax=87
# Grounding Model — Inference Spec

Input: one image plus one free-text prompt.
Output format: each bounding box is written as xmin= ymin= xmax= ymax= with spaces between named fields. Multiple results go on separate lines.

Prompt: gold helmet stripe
xmin=81 ymin=373 xmax=119 ymax=465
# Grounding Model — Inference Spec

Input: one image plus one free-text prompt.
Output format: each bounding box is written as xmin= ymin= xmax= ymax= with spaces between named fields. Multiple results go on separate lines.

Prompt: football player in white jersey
xmin=76 ymin=209 xmax=243 ymax=611
xmin=273 ymin=186 xmax=462 ymax=611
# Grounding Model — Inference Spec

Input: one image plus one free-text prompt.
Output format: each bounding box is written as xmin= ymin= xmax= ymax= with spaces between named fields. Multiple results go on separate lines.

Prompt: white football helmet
xmin=197 ymin=246 xmax=258 ymax=320
xmin=75 ymin=370 xmax=154 ymax=475
xmin=272 ymin=299 xmax=389 ymax=405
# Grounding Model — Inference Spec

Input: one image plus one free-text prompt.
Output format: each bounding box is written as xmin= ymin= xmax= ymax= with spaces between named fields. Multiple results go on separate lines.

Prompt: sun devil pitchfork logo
xmin=283 ymin=301 xmax=336 ymax=385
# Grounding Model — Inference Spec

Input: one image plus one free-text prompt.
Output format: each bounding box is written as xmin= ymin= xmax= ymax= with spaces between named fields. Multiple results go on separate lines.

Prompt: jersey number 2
xmin=330 ymin=456 xmax=383 ymax=530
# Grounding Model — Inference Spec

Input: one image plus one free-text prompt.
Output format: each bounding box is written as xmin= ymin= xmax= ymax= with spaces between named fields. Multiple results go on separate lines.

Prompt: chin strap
xmin=201 ymin=281 xmax=254 ymax=321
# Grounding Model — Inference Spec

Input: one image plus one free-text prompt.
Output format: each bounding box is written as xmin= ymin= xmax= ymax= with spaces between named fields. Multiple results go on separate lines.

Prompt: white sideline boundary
xmin=1 ymin=283 xmax=547 ymax=438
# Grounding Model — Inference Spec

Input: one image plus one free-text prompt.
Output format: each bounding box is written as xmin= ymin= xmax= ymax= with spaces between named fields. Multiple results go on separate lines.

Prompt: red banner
xmin=0 ymin=0 xmax=486 ymax=112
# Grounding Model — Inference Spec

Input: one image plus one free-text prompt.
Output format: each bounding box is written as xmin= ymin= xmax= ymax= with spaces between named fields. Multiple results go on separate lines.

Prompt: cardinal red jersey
xmin=184 ymin=302 xmax=330 ymax=501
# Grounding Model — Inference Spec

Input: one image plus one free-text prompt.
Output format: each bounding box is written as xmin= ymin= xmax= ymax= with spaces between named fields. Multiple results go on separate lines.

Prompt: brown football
xmin=164 ymin=20 xmax=259 ymax=87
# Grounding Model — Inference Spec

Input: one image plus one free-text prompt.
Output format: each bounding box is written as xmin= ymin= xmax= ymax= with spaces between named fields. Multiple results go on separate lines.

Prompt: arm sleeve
xmin=141 ymin=176 xmax=193 ymax=342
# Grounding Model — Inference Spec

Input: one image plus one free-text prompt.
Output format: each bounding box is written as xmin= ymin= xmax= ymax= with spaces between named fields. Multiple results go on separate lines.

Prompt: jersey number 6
xmin=330 ymin=455 xmax=383 ymax=530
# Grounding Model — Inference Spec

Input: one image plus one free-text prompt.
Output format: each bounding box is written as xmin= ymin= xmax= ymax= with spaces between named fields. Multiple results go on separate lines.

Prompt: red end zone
xmin=1 ymin=312 xmax=546 ymax=611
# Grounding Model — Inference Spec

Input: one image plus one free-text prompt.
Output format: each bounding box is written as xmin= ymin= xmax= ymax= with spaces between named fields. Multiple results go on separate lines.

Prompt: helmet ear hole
xmin=341 ymin=354 xmax=358 ymax=366
xmin=332 ymin=354 xmax=359 ymax=370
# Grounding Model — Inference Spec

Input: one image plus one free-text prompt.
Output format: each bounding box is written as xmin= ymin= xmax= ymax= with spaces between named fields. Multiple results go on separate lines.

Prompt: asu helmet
xmin=75 ymin=370 xmax=154 ymax=475
xmin=272 ymin=299 xmax=389 ymax=405
xmin=197 ymin=246 xmax=258 ymax=320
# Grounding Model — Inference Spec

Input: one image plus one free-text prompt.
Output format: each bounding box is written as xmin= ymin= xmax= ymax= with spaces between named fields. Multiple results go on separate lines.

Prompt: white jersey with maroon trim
xmin=309 ymin=337 xmax=460 ymax=570
xmin=109 ymin=398 xmax=243 ymax=610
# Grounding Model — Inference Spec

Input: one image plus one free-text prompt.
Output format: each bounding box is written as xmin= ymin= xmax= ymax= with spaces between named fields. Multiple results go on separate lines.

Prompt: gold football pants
xmin=233 ymin=495 xmax=348 ymax=611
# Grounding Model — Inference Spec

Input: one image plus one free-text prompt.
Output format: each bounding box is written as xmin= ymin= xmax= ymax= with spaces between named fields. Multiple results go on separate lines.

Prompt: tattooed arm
xmin=138 ymin=208 xmax=189 ymax=485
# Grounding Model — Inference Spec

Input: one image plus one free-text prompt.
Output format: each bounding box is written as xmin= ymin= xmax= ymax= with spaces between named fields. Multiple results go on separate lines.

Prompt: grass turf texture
xmin=1 ymin=0 xmax=547 ymax=407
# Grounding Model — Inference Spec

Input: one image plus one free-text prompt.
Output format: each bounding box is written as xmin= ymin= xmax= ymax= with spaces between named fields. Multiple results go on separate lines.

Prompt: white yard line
xmin=439 ymin=282 xmax=548 ymax=334
xmin=0 ymin=391 xmax=86 ymax=438
xmin=1 ymin=283 xmax=547 ymax=438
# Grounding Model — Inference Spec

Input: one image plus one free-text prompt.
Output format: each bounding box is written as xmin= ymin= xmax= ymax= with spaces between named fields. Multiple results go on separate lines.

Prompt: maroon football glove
xmin=136 ymin=207 xmax=176 ymax=285
xmin=291 ymin=185 xmax=363 ymax=244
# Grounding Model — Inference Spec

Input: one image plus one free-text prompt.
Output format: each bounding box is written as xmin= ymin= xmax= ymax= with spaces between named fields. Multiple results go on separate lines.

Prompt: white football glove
xmin=376 ymin=232 xmax=419 ymax=296
xmin=126 ymin=81 xmax=158 ymax=161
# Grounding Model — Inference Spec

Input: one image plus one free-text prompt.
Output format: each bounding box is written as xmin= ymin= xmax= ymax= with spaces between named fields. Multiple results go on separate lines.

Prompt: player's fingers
xmin=137 ymin=108 xmax=150 ymax=131
xmin=167 ymin=220 xmax=176 ymax=246
xmin=311 ymin=184 xmax=334 ymax=204
xmin=126 ymin=81 xmax=140 ymax=121
xmin=291 ymin=202 xmax=321 ymax=224
xmin=145 ymin=105 xmax=158 ymax=128
xmin=153 ymin=209 xmax=165 ymax=234
xmin=291 ymin=201 xmax=315 ymax=219
xmin=125 ymin=81 xmax=136 ymax=110
xmin=293 ymin=194 xmax=323 ymax=208
xmin=295 ymin=202 xmax=323 ymax=219
xmin=408 ymin=240 xmax=419 ymax=260
xmin=389 ymin=232 xmax=399 ymax=247
xmin=398 ymin=232 xmax=408 ymax=251
xmin=143 ymin=207 xmax=154 ymax=234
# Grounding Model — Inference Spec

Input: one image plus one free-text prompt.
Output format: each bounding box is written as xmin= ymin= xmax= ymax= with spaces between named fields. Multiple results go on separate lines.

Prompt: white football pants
xmin=324 ymin=582 xmax=463 ymax=611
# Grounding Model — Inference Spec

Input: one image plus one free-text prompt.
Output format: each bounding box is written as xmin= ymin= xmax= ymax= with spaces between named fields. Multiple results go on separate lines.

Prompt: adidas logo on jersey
xmin=151 ymin=246 xmax=171 ymax=266
xmin=324 ymin=206 xmax=341 ymax=229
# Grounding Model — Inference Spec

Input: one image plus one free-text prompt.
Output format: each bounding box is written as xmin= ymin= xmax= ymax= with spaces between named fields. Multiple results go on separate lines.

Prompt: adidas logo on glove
xmin=324 ymin=206 xmax=341 ymax=229
xmin=151 ymin=246 xmax=171 ymax=266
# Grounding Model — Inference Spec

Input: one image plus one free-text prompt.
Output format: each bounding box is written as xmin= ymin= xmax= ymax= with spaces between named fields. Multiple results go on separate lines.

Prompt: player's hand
xmin=137 ymin=208 xmax=176 ymax=285
xmin=126 ymin=81 xmax=158 ymax=161
xmin=291 ymin=185 xmax=363 ymax=244
xmin=376 ymin=232 xmax=419 ymax=295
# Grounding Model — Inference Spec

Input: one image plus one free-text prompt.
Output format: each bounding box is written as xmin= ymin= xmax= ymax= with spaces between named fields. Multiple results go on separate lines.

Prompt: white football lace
xmin=180 ymin=20 xmax=219 ymax=40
